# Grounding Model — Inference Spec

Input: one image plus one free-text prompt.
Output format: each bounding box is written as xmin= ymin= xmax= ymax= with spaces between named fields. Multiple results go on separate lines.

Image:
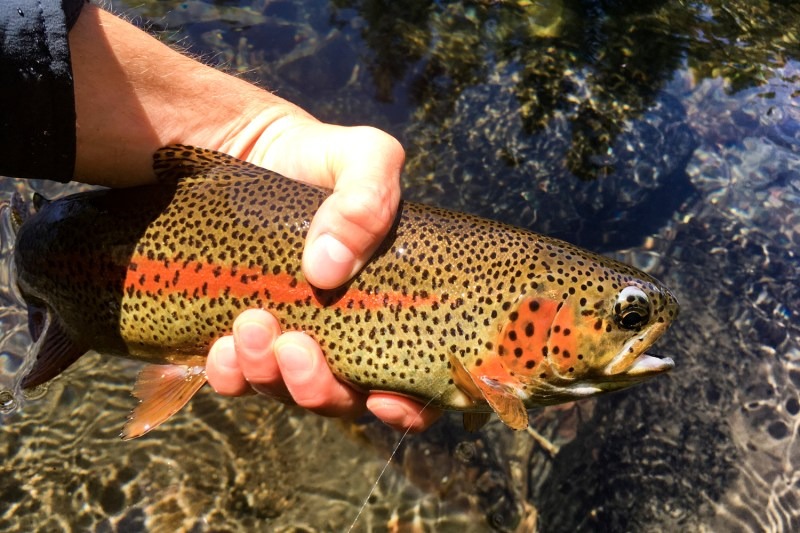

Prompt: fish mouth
xmin=620 ymin=353 xmax=675 ymax=378
xmin=602 ymin=314 xmax=675 ymax=378
xmin=565 ymin=353 xmax=673 ymax=398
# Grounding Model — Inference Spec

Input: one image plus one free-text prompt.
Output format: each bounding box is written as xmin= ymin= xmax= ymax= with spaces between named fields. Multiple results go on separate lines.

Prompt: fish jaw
xmin=601 ymin=301 xmax=677 ymax=379
xmin=620 ymin=353 xmax=675 ymax=378
xmin=599 ymin=281 xmax=679 ymax=378
xmin=577 ymin=353 xmax=674 ymax=395
xmin=524 ymin=352 xmax=675 ymax=404
xmin=591 ymin=319 xmax=676 ymax=392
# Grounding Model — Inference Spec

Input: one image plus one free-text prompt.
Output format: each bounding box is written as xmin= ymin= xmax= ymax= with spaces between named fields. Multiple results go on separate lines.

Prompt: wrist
xmin=70 ymin=5 xmax=315 ymax=186
xmin=211 ymin=104 xmax=319 ymax=167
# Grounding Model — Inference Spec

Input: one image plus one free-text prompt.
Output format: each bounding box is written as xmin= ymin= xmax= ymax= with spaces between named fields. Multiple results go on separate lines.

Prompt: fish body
xmin=13 ymin=145 xmax=678 ymax=438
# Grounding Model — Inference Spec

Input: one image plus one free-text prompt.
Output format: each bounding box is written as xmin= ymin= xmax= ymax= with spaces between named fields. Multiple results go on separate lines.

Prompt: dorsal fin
xmin=121 ymin=364 xmax=207 ymax=440
xmin=152 ymin=144 xmax=272 ymax=183
xmin=19 ymin=308 xmax=87 ymax=389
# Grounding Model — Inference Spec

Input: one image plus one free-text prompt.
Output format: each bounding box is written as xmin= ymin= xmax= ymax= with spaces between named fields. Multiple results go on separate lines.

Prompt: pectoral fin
xmin=475 ymin=376 xmax=529 ymax=430
xmin=449 ymin=354 xmax=483 ymax=401
xmin=122 ymin=364 xmax=207 ymax=440
xmin=449 ymin=355 xmax=529 ymax=431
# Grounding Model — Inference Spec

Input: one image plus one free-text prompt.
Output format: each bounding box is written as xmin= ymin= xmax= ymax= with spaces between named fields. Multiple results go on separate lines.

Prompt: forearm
xmin=70 ymin=4 xmax=314 ymax=186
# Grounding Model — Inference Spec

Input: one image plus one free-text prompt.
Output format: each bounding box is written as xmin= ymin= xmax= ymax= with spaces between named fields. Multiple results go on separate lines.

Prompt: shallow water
xmin=1 ymin=1 xmax=799 ymax=531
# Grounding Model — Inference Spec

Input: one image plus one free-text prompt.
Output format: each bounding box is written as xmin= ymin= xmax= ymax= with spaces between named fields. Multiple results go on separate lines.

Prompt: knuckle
xmin=339 ymin=186 xmax=398 ymax=235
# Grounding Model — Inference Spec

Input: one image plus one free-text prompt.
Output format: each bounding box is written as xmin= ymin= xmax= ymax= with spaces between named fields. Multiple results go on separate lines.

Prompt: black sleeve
xmin=0 ymin=0 xmax=87 ymax=182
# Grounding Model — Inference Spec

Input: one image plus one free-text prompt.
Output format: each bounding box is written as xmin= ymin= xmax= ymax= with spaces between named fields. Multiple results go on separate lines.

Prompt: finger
xmin=274 ymin=331 xmax=367 ymax=418
xmin=206 ymin=336 xmax=253 ymax=396
xmin=302 ymin=126 xmax=404 ymax=289
xmin=366 ymin=393 xmax=443 ymax=433
xmin=231 ymin=308 xmax=291 ymax=400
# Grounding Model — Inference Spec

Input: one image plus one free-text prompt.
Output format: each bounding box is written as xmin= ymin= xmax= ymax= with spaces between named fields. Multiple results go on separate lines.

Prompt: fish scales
xmin=13 ymin=145 xmax=679 ymax=438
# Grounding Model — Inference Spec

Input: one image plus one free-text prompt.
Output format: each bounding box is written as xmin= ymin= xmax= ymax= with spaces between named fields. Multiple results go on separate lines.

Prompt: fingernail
xmin=369 ymin=399 xmax=411 ymax=426
xmin=211 ymin=338 xmax=238 ymax=370
xmin=235 ymin=321 xmax=270 ymax=351
xmin=306 ymin=234 xmax=357 ymax=288
xmin=315 ymin=233 xmax=355 ymax=264
xmin=275 ymin=342 xmax=315 ymax=382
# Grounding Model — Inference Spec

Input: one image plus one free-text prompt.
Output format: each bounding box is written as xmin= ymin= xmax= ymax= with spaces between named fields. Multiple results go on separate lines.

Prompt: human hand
xmin=205 ymin=119 xmax=441 ymax=431
xmin=68 ymin=6 xmax=439 ymax=431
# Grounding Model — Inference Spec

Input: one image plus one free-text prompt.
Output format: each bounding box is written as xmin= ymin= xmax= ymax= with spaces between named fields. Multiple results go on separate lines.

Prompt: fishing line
xmin=347 ymin=392 xmax=442 ymax=533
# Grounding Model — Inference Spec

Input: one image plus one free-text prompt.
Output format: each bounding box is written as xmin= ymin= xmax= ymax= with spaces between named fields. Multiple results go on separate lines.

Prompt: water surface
xmin=1 ymin=1 xmax=798 ymax=531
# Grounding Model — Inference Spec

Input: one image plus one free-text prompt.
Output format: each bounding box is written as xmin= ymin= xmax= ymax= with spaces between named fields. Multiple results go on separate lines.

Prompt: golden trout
xmin=12 ymin=145 xmax=679 ymax=439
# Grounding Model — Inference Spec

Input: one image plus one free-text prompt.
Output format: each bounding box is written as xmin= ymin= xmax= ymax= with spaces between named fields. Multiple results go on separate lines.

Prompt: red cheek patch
xmin=546 ymin=302 xmax=579 ymax=375
xmin=456 ymin=296 xmax=590 ymax=428
xmin=495 ymin=297 xmax=559 ymax=376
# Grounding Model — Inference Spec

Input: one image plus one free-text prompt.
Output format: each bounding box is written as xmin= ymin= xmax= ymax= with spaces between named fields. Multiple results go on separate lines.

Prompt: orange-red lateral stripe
xmin=123 ymin=256 xmax=438 ymax=310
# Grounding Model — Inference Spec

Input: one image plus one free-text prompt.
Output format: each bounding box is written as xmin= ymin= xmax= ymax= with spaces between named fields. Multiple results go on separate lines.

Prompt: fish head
xmin=489 ymin=248 xmax=679 ymax=406
xmin=566 ymin=277 xmax=679 ymax=391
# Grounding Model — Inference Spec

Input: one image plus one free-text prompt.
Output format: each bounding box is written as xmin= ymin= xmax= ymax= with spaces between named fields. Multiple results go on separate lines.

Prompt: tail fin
xmin=18 ymin=307 xmax=86 ymax=389
xmin=9 ymin=192 xmax=49 ymax=233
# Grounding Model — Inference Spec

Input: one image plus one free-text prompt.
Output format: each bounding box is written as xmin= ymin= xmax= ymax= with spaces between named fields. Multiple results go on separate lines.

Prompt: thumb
xmin=302 ymin=126 xmax=404 ymax=289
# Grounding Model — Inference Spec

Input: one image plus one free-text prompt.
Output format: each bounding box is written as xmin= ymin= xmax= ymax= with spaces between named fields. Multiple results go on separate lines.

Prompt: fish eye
xmin=613 ymin=286 xmax=651 ymax=330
